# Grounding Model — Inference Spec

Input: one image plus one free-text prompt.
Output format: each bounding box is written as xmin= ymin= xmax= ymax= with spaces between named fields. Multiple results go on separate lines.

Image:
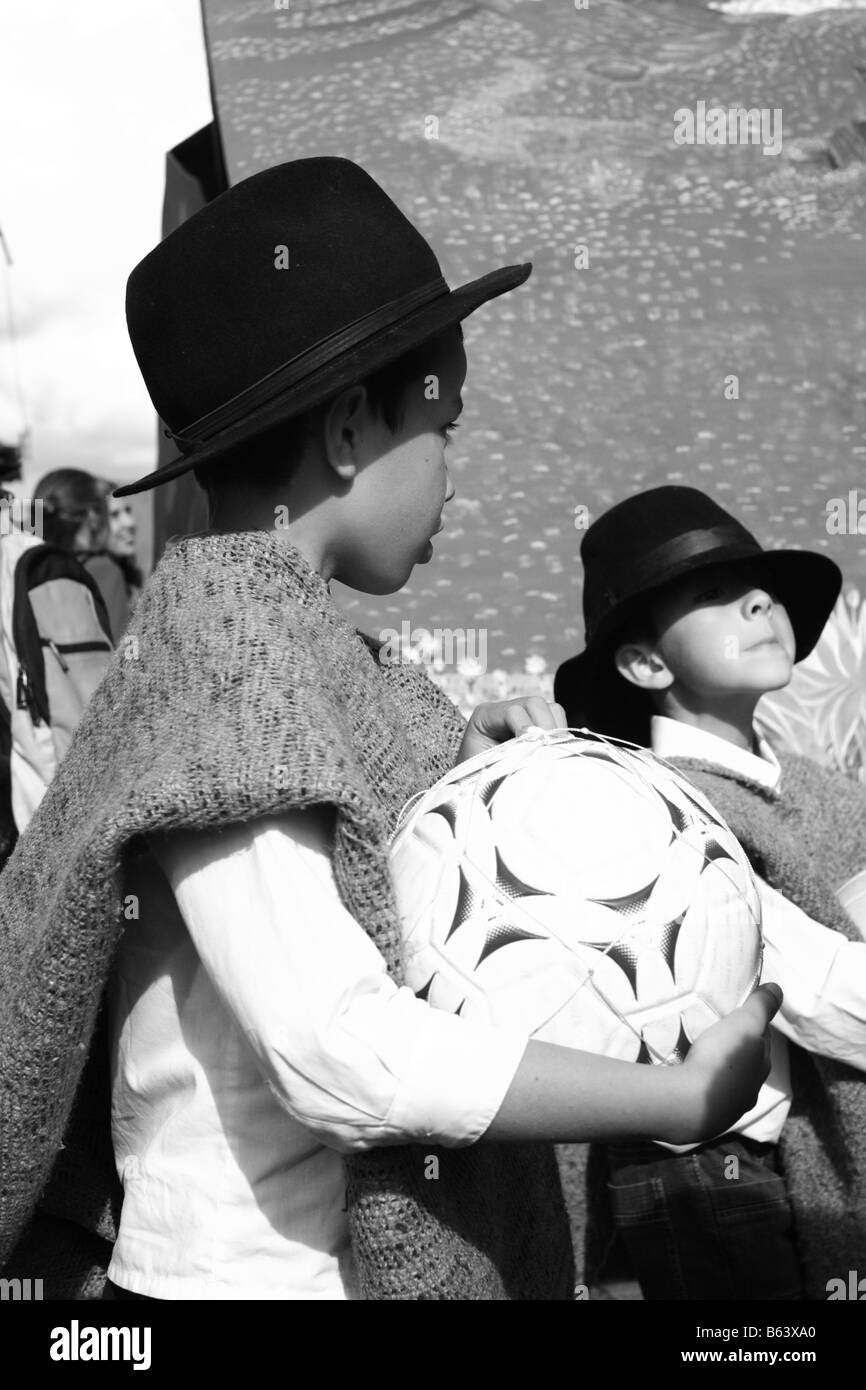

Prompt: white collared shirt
xmin=106 ymin=807 xmax=528 ymax=1300
xmin=652 ymin=715 xmax=783 ymax=792
xmin=651 ymin=715 xmax=866 ymax=1144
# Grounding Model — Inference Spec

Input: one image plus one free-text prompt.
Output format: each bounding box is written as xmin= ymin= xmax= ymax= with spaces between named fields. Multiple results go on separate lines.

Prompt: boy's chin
xmin=739 ymin=660 xmax=794 ymax=695
xmin=761 ymin=669 xmax=795 ymax=694
xmin=335 ymin=557 xmax=416 ymax=596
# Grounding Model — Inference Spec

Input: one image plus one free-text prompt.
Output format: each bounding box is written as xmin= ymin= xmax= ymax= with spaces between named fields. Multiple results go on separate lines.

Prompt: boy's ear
xmin=322 ymin=384 xmax=369 ymax=480
xmin=614 ymin=639 xmax=674 ymax=692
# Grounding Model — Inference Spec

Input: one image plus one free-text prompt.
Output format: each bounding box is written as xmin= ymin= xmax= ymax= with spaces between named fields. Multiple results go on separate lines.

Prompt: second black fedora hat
xmin=115 ymin=157 xmax=532 ymax=497
xmin=554 ymin=486 xmax=842 ymax=745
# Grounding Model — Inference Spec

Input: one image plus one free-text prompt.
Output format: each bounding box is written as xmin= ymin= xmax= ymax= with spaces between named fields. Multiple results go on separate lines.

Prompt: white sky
xmin=0 ymin=0 xmax=213 ymax=492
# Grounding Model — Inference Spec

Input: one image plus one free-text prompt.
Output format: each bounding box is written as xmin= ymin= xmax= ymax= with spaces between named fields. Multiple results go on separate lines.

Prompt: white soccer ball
xmin=390 ymin=728 xmax=762 ymax=1065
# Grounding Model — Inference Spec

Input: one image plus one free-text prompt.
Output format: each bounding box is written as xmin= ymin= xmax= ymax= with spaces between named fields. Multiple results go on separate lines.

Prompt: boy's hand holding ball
xmin=457 ymin=698 xmax=568 ymax=764
xmin=668 ymin=982 xmax=782 ymax=1145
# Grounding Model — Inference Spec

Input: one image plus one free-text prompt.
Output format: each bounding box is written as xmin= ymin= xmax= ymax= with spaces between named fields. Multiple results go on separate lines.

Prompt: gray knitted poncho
xmin=672 ymin=751 xmax=866 ymax=1301
xmin=0 ymin=529 xmax=574 ymax=1300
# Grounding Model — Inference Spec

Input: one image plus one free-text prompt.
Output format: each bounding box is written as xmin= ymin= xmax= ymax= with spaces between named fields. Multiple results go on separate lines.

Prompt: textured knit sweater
xmin=0 ymin=530 xmax=574 ymax=1300
xmin=671 ymin=751 xmax=866 ymax=1301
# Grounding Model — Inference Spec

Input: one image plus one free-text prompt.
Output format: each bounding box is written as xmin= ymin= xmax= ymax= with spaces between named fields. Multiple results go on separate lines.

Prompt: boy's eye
xmin=441 ymin=422 xmax=461 ymax=446
xmin=694 ymin=587 xmax=723 ymax=604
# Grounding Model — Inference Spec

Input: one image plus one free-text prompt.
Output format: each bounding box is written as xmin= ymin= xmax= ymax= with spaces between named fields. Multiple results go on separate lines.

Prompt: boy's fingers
xmin=516 ymin=698 xmax=563 ymax=731
xmin=473 ymin=698 xmax=562 ymax=742
xmin=741 ymin=982 xmax=783 ymax=1031
xmin=504 ymin=705 xmax=533 ymax=736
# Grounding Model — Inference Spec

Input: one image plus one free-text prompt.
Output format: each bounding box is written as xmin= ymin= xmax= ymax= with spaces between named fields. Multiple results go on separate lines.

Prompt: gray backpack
xmin=0 ymin=530 xmax=113 ymax=867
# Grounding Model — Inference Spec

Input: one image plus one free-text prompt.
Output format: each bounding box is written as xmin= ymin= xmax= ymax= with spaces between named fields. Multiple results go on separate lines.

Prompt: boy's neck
xmin=208 ymin=507 xmax=334 ymax=583
xmin=657 ymin=695 xmax=760 ymax=754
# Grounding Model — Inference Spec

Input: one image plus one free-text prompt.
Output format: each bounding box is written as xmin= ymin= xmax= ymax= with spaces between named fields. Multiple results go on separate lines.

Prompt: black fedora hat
xmin=115 ymin=157 xmax=531 ymax=497
xmin=554 ymin=486 xmax=842 ymax=745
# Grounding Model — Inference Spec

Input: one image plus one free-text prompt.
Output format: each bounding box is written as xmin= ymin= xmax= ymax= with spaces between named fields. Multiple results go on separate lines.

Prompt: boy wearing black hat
xmin=555 ymin=485 xmax=866 ymax=1301
xmin=0 ymin=171 xmax=779 ymax=1301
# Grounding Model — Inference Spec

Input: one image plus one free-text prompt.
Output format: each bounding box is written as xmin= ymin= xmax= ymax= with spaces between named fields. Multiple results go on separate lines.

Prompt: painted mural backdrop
xmin=201 ymin=0 xmax=866 ymax=763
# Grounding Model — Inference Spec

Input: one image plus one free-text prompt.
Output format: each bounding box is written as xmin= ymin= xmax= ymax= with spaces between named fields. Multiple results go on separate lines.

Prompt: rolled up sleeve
xmin=149 ymin=809 xmax=528 ymax=1153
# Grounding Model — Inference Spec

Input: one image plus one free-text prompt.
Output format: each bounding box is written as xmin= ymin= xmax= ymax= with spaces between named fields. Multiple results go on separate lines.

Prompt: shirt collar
xmin=650 ymin=715 xmax=781 ymax=791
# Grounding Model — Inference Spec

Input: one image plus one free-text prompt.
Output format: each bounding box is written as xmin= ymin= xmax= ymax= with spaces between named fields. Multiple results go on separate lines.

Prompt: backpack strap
xmin=0 ymin=686 xmax=17 ymax=870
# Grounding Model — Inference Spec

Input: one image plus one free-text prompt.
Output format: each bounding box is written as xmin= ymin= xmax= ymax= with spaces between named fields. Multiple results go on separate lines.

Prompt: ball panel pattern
xmin=391 ymin=729 xmax=762 ymax=1066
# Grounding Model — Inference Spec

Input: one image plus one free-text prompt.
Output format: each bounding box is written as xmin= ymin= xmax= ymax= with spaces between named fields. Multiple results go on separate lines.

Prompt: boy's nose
xmin=444 ymin=475 xmax=456 ymax=504
xmin=746 ymin=589 xmax=773 ymax=617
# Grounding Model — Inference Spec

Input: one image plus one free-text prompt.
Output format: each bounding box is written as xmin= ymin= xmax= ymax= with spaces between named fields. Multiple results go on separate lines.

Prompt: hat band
xmin=629 ymin=523 xmax=758 ymax=589
xmin=166 ymin=275 xmax=450 ymax=452
xmin=588 ymin=523 xmax=758 ymax=642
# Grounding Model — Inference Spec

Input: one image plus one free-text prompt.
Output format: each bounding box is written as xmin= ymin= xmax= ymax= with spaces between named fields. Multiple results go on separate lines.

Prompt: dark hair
xmin=613 ymin=603 xmax=656 ymax=656
xmin=192 ymin=325 xmax=463 ymax=514
xmin=581 ymin=606 xmax=657 ymax=746
xmin=113 ymin=551 xmax=145 ymax=593
xmin=34 ymin=469 xmax=108 ymax=553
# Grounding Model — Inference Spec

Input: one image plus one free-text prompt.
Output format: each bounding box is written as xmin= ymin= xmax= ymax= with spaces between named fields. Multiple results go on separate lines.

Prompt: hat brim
xmin=554 ymin=547 xmax=842 ymax=745
xmin=114 ymin=262 xmax=531 ymax=498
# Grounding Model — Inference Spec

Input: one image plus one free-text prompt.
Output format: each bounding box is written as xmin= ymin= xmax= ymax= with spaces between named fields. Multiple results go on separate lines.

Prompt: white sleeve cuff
xmin=380 ymin=997 xmax=528 ymax=1147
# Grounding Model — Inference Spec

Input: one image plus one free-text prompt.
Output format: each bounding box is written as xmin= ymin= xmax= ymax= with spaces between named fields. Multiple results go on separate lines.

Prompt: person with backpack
xmin=0 ymin=482 xmax=116 ymax=1291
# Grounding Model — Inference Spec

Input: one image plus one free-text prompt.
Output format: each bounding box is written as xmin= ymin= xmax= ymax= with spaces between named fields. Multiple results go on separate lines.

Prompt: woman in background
xmin=95 ymin=479 xmax=144 ymax=625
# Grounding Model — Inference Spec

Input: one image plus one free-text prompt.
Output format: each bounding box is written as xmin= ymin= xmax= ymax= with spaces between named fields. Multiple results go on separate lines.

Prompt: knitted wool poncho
xmin=0 ymin=529 xmax=574 ymax=1300
xmin=671 ymin=751 xmax=866 ymax=1301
